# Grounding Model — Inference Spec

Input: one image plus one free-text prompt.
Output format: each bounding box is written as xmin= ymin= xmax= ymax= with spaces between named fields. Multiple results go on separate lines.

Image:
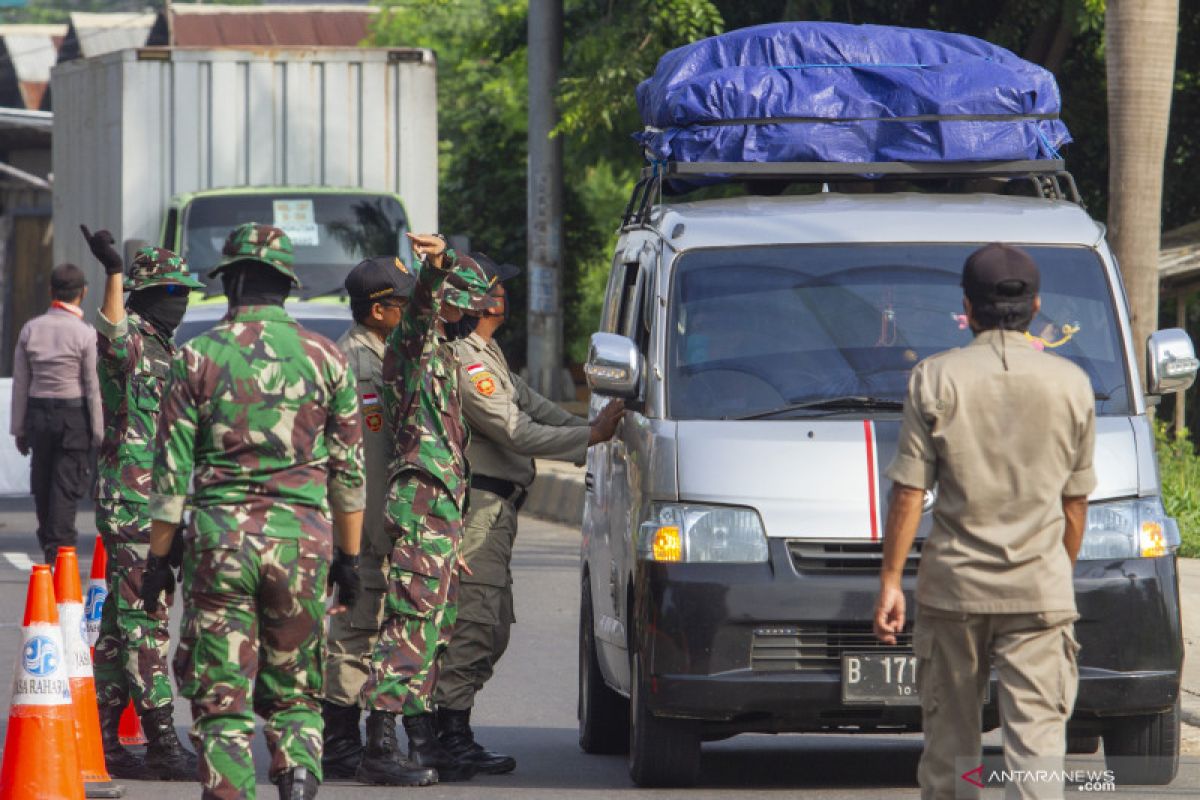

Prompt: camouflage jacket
xmin=148 ymin=305 xmax=366 ymax=535
xmin=382 ymin=251 xmax=470 ymax=507
xmin=95 ymin=310 xmax=174 ymax=505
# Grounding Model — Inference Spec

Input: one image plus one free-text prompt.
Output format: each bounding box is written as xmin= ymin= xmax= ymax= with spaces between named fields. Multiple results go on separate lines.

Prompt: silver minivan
xmin=578 ymin=161 xmax=1198 ymax=787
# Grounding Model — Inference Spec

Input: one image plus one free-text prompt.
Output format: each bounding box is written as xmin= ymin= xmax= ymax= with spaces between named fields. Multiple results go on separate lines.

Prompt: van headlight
xmin=1079 ymin=498 xmax=1179 ymax=560
xmin=638 ymin=504 xmax=768 ymax=563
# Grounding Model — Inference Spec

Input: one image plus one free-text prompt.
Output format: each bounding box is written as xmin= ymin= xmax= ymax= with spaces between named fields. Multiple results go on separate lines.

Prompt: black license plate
xmin=842 ymin=652 xmax=920 ymax=706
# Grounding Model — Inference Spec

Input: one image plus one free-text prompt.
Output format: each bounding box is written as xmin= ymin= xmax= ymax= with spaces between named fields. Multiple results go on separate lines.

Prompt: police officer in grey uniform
xmin=322 ymin=256 xmax=417 ymax=779
xmin=874 ymin=244 xmax=1095 ymax=800
xmin=436 ymin=254 xmax=624 ymax=772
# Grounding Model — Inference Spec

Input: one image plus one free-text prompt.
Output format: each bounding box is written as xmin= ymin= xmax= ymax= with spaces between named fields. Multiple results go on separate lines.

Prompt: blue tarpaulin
xmin=636 ymin=22 xmax=1071 ymax=165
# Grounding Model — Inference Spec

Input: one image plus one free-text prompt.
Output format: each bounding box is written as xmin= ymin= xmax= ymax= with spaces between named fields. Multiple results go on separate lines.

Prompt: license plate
xmin=842 ymin=652 xmax=920 ymax=706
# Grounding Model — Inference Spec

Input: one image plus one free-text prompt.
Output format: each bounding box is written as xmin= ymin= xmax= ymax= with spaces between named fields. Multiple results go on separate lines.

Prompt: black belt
xmin=28 ymin=397 xmax=85 ymax=409
xmin=470 ymin=474 xmax=527 ymax=511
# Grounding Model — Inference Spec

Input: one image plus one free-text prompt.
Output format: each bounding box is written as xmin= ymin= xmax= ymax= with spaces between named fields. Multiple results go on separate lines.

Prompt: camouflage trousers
xmin=362 ymin=472 xmax=462 ymax=716
xmin=93 ymin=498 xmax=175 ymax=713
xmin=174 ymin=506 xmax=332 ymax=800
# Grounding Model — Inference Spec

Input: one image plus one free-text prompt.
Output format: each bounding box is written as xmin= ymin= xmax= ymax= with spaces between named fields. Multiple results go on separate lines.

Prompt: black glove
xmin=80 ymin=225 xmax=124 ymax=275
xmin=167 ymin=526 xmax=185 ymax=579
xmin=327 ymin=549 xmax=361 ymax=609
xmin=140 ymin=554 xmax=176 ymax=614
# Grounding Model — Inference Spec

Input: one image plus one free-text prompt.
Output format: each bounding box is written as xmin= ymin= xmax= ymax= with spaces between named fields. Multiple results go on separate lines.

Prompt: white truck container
xmin=51 ymin=46 xmax=437 ymax=311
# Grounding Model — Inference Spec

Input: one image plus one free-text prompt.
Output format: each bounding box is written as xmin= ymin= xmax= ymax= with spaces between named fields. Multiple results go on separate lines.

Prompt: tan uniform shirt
xmin=336 ymin=324 xmax=391 ymax=586
xmin=886 ymin=329 xmax=1097 ymax=614
xmin=451 ymin=332 xmax=589 ymax=487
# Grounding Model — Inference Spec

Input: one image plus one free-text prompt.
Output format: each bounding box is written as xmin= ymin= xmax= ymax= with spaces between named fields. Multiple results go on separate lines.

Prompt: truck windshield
xmin=181 ymin=193 xmax=410 ymax=299
xmin=666 ymin=244 xmax=1130 ymax=420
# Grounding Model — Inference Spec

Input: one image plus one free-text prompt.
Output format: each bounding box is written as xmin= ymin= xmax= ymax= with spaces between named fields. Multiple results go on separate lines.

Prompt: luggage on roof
xmin=635 ymin=22 xmax=1071 ymax=166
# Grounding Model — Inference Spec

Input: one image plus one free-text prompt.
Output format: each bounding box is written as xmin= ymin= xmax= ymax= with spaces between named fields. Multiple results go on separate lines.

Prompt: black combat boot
xmin=320 ymin=700 xmax=362 ymax=780
xmin=436 ymin=707 xmax=516 ymax=774
xmin=355 ymin=710 xmax=438 ymax=787
xmin=99 ymin=704 xmax=144 ymax=778
xmin=274 ymin=766 xmax=319 ymax=800
xmin=403 ymin=712 xmax=478 ymax=782
xmin=141 ymin=705 xmax=198 ymax=781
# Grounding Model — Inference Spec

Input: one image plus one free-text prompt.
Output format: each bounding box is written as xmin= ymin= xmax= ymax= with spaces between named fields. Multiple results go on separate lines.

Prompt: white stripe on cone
xmin=11 ymin=621 xmax=71 ymax=707
xmin=57 ymin=601 xmax=93 ymax=680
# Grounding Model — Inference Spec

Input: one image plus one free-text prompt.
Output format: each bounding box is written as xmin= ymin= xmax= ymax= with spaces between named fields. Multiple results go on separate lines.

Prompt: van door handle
xmin=585 ymin=473 xmax=595 ymax=492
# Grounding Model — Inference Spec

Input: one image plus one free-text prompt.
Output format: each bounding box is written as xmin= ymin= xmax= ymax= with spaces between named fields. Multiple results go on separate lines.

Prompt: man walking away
xmin=82 ymin=225 xmax=201 ymax=781
xmin=874 ymin=243 xmax=1095 ymax=800
xmin=10 ymin=262 xmax=104 ymax=563
xmin=322 ymin=256 xmax=416 ymax=779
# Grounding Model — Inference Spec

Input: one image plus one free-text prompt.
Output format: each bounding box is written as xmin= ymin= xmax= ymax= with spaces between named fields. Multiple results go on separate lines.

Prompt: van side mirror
xmin=584 ymin=332 xmax=643 ymax=399
xmin=123 ymin=238 xmax=150 ymax=266
xmin=1147 ymin=328 xmax=1199 ymax=395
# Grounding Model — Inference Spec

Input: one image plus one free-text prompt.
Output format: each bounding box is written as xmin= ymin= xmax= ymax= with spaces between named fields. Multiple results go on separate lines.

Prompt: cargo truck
xmin=51 ymin=46 xmax=438 ymax=309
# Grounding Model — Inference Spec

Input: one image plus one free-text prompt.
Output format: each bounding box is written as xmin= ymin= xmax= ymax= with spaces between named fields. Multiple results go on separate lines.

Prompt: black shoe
xmin=320 ymin=700 xmax=362 ymax=780
xmin=437 ymin=707 xmax=516 ymax=775
xmin=99 ymin=704 xmax=144 ymax=779
xmin=275 ymin=766 xmax=319 ymax=799
xmin=141 ymin=705 xmax=198 ymax=782
xmin=404 ymin=712 xmax=477 ymax=782
xmin=355 ymin=710 xmax=438 ymax=787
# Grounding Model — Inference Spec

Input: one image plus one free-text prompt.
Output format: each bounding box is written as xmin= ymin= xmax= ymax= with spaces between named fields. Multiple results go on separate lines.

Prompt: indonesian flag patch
xmin=361 ymin=392 xmax=381 ymax=410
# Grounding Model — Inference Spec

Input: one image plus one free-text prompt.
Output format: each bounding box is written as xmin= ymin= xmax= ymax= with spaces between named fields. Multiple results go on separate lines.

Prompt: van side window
xmin=616 ymin=260 xmax=642 ymax=338
xmin=600 ymin=258 xmax=627 ymax=334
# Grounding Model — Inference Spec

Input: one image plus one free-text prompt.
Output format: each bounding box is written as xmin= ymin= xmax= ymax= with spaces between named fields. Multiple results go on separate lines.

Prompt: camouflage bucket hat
xmin=441 ymin=254 xmax=501 ymax=312
xmin=125 ymin=246 xmax=205 ymax=292
xmin=209 ymin=222 xmax=299 ymax=287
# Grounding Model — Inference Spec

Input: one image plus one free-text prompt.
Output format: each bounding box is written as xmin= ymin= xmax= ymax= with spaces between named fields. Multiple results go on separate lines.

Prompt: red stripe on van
xmin=864 ymin=420 xmax=879 ymax=541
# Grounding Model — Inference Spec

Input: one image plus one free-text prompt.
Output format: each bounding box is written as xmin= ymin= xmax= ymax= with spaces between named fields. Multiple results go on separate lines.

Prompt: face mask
xmin=127 ymin=285 xmax=189 ymax=335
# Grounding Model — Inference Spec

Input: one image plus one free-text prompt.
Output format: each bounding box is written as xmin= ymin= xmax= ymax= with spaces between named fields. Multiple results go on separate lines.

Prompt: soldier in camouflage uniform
xmin=141 ymin=223 xmax=366 ymax=800
xmin=81 ymin=225 xmax=202 ymax=781
xmin=321 ymin=256 xmax=416 ymax=780
xmin=356 ymin=233 xmax=499 ymax=787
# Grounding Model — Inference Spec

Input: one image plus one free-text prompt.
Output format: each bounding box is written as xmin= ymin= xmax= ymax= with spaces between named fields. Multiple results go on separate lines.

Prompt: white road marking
xmin=2 ymin=552 xmax=34 ymax=571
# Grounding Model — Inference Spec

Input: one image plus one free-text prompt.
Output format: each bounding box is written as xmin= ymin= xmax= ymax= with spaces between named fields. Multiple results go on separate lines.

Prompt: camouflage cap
xmin=125 ymin=246 xmax=205 ymax=292
xmin=441 ymin=253 xmax=501 ymax=312
xmin=209 ymin=223 xmax=299 ymax=287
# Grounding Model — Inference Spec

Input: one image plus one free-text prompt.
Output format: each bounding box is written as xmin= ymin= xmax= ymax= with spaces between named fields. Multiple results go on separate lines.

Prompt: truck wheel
xmin=1102 ymin=699 xmax=1180 ymax=785
xmin=578 ymin=581 xmax=629 ymax=754
xmin=628 ymin=649 xmax=701 ymax=787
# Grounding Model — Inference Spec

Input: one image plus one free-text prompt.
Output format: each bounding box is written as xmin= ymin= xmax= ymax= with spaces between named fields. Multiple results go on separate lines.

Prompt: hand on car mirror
xmin=589 ymin=400 xmax=626 ymax=446
xmin=80 ymin=225 xmax=124 ymax=275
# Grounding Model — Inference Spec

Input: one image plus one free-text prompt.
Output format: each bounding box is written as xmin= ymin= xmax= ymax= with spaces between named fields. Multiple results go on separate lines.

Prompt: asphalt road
xmin=0 ymin=497 xmax=1196 ymax=799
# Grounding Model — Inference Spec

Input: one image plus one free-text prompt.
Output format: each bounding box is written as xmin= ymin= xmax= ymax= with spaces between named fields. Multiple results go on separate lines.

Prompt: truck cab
xmin=157 ymin=186 xmax=413 ymax=299
xmin=578 ymin=160 xmax=1198 ymax=788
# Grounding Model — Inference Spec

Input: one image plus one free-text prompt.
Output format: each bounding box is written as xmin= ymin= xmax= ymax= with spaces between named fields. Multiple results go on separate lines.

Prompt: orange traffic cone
xmin=0 ymin=564 xmax=86 ymax=800
xmin=54 ymin=547 xmax=124 ymax=799
xmin=85 ymin=535 xmax=146 ymax=748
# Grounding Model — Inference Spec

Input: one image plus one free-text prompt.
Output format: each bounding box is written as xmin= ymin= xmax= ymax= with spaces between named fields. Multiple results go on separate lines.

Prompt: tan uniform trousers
xmin=915 ymin=605 xmax=1080 ymax=800
xmin=324 ymin=559 xmax=388 ymax=707
xmin=434 ymin=489 xmax=518 ymax=711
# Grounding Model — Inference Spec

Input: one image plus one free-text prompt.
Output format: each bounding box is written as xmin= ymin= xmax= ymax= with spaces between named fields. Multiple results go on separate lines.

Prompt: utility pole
xmin=526 ymin=0 xmax=564 ymax=398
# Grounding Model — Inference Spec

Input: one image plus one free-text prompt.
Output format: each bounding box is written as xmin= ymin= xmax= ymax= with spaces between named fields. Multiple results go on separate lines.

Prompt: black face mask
xmin=222 ymin=263 xmax=291 ymax=308
xmin=127 ymin=286 xmax=189 ymax=336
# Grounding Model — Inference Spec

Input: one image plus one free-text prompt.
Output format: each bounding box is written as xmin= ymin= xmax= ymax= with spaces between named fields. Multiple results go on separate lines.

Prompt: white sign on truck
xmin=51 ymin=46 xmax=438 ymax=312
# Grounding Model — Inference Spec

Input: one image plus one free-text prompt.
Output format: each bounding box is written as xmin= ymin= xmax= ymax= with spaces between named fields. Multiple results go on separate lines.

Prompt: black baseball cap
xmin=344 ymin=256 xmax=416 ymax=303
xmin=961 ymin=243 xmax=1040 ymax=304
xmin=468 ymin=251 xmax=521 ymax=283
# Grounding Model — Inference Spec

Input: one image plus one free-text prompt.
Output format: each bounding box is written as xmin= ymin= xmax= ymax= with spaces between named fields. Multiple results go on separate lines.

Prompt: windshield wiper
xmin=728 ymin=395 xmax=905 ymax=421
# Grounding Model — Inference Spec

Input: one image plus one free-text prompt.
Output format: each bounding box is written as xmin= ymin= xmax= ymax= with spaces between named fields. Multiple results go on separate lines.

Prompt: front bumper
xmin=634 ymin=541 xmax=1181 ymax=733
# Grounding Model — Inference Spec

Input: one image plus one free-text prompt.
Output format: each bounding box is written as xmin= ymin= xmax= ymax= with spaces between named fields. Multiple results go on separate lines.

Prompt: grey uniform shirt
xmin=886 ymin=329 xmax=1097 ymax=614
xmin=336 ymin=323 xmax=391 ymax=585
xmin=11 ymin=304 xmax=103 ymax=443
xmin=451 ymin=332 xmax=589 ymax=487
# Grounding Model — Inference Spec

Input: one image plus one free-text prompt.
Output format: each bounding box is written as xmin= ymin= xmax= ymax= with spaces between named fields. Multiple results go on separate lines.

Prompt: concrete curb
xmin=523 ymin=463 xmax=585 ymax=528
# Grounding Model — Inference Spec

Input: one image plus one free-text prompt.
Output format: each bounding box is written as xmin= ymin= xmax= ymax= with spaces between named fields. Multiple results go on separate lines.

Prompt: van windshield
xmin=666 ymin=244 xmax=1130 ymax=420
xmin=181 ymin=193 xmax=410 ymax=299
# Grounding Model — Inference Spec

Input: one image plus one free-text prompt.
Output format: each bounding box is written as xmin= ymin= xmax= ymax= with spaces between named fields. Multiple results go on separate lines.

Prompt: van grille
xmin=786 ymin=540 xmax=922 ymax=576
xmin=750 ymin=624 xmax=913 ymax=672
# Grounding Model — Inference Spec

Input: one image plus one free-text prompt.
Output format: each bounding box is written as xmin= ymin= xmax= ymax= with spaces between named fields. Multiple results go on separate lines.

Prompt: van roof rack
xmin=621 ymin=159 xmax=1081 ymax=229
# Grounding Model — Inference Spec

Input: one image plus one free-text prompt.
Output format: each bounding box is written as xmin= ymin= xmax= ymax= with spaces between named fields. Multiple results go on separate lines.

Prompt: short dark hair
xmin=971 ymin=296 xmax=1036 ymax=332
xmin=351 ymin=298 xmax=373 ymax=324
xmin=50 ymin=263 xmax=87 ymax=302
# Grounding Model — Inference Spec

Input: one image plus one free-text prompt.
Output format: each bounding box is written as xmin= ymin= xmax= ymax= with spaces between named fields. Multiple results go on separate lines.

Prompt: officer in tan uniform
xmin=437 ymin=253 xmax=624 ymax=773
xmin=874 ymin=244 xmax=1095 ymax=800
xmin=322 ymin=256 xmax=417 ymax=779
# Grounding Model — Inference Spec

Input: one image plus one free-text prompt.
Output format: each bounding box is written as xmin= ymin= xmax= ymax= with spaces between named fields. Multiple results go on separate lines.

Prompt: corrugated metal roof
xmin=150 ymin=4 xmax=376 ymax=48
xmin=0 ymin=25 xmax=65 ymax=109
xmin=58 ymin=12 xmax=155 ymax=62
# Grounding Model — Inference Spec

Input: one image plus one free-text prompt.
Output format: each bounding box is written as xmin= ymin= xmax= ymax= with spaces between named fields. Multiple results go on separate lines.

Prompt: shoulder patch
xmin=471 ymin=371 xmax=496 ymax=397
xmin=365 ymin=411 xmax=384 ymax=432
xmin=361 ymin=391 xmax=381 ymax=409
xmin=465 ymin=362 xmax=485 ymax=376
